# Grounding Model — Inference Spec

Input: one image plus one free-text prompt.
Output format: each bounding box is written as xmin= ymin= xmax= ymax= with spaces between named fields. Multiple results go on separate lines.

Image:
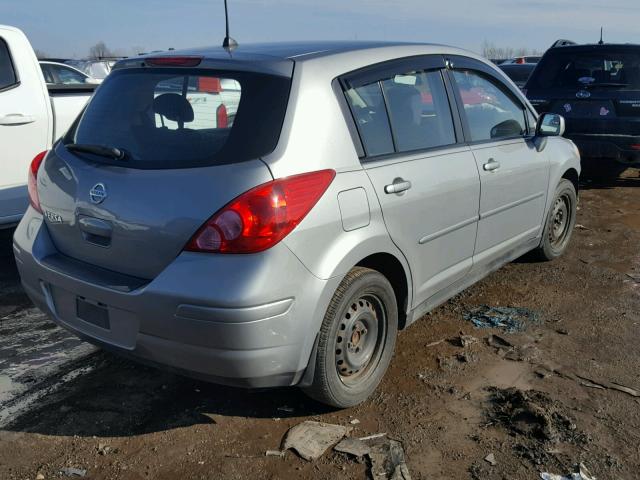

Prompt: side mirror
xmin=536 ymin=113 xmax=565 ymax=137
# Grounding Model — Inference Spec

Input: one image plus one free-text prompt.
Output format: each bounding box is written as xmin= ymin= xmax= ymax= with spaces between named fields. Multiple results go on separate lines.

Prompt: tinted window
xmin=499 ymin=65 xmax=535 ymax=84
xmin=0 ymin=38 xmax=17 ymax=90
xmin=528 ymin=48 xmax=640 ymax=90
xmin=40 ymin=64 xmax=54 ymax=84
xmin=344 ymin=81 xmax=394 ymax=157
xmin=50 ymin=64 xmax=87 ymax=84
xmin=452 ymin=70 xmax=526 ymax=142
xmin=68 ymin=68 xmax=291 ymax=169
xmin=381 ymin=70 xmax=455 ymax=152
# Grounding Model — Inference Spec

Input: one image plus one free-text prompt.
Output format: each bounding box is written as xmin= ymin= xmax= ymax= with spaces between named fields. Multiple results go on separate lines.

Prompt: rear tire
xmin=534 ymin=179 xmax=577 ymax=261
xmin=302 ymin=267 xmax=398 ymax=408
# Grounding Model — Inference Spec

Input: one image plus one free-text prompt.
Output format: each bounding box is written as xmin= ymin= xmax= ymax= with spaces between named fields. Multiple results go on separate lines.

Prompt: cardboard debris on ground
xmin=265 ymin=450 xmax=285 ymax=457
xmin=333 ymin=437 xmax=370 ymax=458
xmin=366 ymin=436 xmax=412 ymax=480
xmin=574 ymin=375 xmax=640 ymax=397
xmin=484 ymin=453 xmax=497 ymax=466
xmin=282 ymin=421 xmax=350 ymax=461
xmin=540 ymin=463 xmax=596 ymax=480
xmin=485 ymin=334 xmax=540 ymax=362
xmin=60 ymin=467 xmax=87 ymax=477
xmin=457 ymin=334 xmax=479 ymax=348
xmin=553 ymin=368 xmax=640 ymax=398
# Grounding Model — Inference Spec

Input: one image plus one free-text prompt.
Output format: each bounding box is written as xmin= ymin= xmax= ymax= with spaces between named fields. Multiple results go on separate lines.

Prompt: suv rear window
xmin=67 ymin=68 xmax=291 ymax=169
xmin=528 ymin=48 xmax=640 ymax=90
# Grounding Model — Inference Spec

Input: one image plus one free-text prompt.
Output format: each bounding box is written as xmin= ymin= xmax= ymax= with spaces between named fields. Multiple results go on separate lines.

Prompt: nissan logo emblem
xmin=89 ymin=183 xmax=107 ymax=204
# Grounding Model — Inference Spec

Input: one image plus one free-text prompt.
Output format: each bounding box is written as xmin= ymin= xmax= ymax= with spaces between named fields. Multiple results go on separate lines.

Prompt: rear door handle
xmin=0 ymin=113 xmax=36 ymax=126
xmin=384 ymin=179 xmax=412 ymax=194
xmin=483 ymin=158 xmax=501 ymax=172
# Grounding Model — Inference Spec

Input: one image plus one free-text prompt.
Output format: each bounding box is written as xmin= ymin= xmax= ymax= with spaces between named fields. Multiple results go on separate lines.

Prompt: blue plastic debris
xmin=463 ymin=306 xmax=540 ymax=332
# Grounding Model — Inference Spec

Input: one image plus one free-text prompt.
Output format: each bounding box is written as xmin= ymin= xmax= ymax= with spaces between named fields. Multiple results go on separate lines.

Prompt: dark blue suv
xmin=525 ymin=42 xmax=640 ymax=166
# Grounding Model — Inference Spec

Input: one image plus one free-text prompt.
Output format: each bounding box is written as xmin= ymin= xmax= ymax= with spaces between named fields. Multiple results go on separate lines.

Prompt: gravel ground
xmin=1 ymin=167 xmax=639 ymax=480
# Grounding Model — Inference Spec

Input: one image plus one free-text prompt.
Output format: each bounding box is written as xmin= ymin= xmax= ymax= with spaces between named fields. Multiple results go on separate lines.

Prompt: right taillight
xmin=185 ymin=169 xmax=336 ymax=254
xmin=28 ymin=150 xmax=47 ymax=213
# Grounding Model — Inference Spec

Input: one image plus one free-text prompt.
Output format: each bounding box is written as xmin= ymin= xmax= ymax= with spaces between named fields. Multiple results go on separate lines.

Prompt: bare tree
xmin=481 ymin=39 xmax=542 ymax=61
xmin=88 ymin=41 xmax=112 ymax=59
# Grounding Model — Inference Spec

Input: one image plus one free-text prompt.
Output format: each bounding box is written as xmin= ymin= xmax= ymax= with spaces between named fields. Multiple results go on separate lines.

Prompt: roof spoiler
xmin=550 ymin=39 xmax=577 ymax=48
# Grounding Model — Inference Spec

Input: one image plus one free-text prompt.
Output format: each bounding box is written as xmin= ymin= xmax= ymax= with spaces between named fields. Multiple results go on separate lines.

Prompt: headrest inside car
xmin=153 ymin=93 xmax=195 ymax=123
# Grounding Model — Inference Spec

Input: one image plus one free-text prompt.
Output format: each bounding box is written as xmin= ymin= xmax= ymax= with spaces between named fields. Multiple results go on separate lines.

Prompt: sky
xmin=1 ymin=0 xmax=639 ymax=58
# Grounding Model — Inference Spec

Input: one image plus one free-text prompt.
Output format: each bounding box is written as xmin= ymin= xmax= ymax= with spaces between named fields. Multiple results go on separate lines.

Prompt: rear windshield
xmin=528 ymin=48 xmax=640 ymax=90
xmin=66 ymin=68 xmax=291 ymax=168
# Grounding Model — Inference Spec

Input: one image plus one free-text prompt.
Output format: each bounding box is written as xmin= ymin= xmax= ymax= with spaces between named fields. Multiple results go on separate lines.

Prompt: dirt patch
xmin=487 ymin=387 xmax=581 ymax=444
xmin=1 ymin=169 xmax=640 ymax=479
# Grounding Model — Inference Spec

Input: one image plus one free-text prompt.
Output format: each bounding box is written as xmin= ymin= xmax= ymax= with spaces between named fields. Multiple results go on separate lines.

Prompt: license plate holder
xmin=76 ymin=297 xmax=110 ymax=330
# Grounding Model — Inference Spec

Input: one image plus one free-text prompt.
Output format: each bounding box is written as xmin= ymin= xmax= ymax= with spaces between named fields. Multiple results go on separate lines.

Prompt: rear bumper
xmin=566 ymin=133 xmax=640 ymax=164
xmin=13 ymin=210 xmax=339 ymax=388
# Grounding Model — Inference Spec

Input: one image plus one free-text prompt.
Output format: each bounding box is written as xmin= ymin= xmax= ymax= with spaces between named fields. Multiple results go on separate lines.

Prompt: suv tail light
xmin=28 ymin=151 xmax=47 ymax=213
xmin=216 ymin=104 xmax=228 ymax=128
xmin=185 ymin=169 xmax=336 ymax=254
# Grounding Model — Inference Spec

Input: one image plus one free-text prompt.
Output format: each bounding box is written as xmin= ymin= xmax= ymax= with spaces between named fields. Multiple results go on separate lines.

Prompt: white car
xmin=39 ymin=61 xmax=101 ymax=85
xmin=0 ymin=25 xmax=95 ymax=228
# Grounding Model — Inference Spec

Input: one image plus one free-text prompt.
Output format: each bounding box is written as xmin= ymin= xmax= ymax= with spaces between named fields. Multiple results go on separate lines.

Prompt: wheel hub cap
xmin=549 ymin=195 xmax=570 ymax=245
xmin=335 ymin=296 xmax=382 ymax=380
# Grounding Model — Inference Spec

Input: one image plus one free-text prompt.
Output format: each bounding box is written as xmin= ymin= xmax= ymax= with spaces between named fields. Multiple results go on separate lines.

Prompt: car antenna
xmin=222 ymin=0 xmax=238 ymax=52
xmin=598 ymin=27 xmax=604 ymax=45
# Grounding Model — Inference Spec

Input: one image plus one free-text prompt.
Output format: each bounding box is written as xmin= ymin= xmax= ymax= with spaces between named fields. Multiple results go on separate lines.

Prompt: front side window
xmin=0 ymin=38 xmax=17 ymax=90
xmin=381 ymin=70 xmax=455 ymax=152
xmin=452 ymin=70 xmax=526 ymax=142
xmin=344 ymin=81 xmax=395 ymax=157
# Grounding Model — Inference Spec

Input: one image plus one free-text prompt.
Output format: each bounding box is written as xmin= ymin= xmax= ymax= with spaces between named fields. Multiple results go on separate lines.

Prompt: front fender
xmin=543 ymin=137 xmax=581 ymax=214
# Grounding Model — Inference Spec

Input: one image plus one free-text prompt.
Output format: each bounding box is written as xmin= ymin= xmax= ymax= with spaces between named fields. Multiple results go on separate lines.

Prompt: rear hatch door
xmin=37 ymin=64 xmax=291 ymax=280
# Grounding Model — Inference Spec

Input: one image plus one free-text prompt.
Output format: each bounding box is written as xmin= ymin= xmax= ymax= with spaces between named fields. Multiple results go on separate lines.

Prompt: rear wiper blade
xmin=66 ymin=143 xmax=127 ymax=160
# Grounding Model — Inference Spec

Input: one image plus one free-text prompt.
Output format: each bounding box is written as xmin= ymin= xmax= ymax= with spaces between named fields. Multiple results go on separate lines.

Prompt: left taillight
xmin=185 ymin=169 xmax=336 ymax=254
xmin=28 ymin=150 xmax=47 ymax=213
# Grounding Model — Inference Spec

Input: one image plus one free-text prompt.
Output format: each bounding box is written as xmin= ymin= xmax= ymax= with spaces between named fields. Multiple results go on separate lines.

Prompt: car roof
xmin=144 ymin=41 xmax=447 ymax=61
xmin=549 ymin=43 xmax=640 ymax=53
xmin=116 ymin=40 xmax=484 ymax=77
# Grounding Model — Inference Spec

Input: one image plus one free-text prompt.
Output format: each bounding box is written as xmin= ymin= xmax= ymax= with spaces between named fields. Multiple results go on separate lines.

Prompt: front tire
xmin=303 ymin=267 xmax=398 ymax=408
xmin=534 ymin=178 xmax=577 ymax=261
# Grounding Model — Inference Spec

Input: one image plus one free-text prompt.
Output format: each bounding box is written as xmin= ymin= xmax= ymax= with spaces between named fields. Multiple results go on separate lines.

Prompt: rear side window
xmin=528 ymin=48 xmax=640 ymax=90
xmin=344 ymin=68 xmax=456 ymax=157
xmin=381 ymin=70 xmax=455 ymax=152
xmin=68 ymin=68 xmax=291 ymax=169
xmin=344 ymin=82 xmax=395 ymax=156
xmin=0 ymin=38 xmax=17 ymax=90
xmin=452 ymin=70 xmax=526 ymax=142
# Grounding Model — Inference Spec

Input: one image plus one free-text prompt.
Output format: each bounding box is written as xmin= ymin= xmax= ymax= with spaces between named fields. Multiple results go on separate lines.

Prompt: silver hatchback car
xmin=13 ymin=42 xmax=580 ymax=407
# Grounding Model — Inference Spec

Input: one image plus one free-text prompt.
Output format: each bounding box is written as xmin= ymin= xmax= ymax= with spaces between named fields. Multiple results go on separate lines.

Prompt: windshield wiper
xmin=66 ymin=143 xmax=127 ymax=160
